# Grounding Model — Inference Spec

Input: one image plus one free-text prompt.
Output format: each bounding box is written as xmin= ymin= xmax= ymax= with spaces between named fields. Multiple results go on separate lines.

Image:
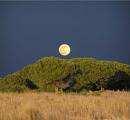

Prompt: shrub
xmin=0 ymin=57 xmax=130 ymax=92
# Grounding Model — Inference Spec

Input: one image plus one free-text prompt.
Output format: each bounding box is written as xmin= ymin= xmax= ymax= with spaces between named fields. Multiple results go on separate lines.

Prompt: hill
xmin=0 ymin=57 xmax=130 ymax=92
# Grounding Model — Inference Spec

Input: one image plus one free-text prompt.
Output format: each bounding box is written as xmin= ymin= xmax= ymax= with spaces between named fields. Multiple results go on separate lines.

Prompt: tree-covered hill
xmin=0 ymin=57 xmax=130 ymax=92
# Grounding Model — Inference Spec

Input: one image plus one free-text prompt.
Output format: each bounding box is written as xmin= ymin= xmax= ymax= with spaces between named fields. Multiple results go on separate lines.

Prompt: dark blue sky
xmin=0 ymin=1 xmax=130 ymax=75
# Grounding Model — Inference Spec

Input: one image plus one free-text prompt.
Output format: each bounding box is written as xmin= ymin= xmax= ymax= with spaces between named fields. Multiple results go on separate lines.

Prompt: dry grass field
xmin=0 ymin=91 xmax=129 ymax=120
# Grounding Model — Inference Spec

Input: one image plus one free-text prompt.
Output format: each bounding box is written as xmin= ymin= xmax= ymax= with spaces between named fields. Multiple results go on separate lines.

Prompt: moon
xmin=59 ymin=44 xmax=71 ymax=56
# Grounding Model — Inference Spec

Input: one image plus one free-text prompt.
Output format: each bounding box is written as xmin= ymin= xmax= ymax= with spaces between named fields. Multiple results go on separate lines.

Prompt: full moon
xmin=59 ymin=44 xmax=71 ymax=56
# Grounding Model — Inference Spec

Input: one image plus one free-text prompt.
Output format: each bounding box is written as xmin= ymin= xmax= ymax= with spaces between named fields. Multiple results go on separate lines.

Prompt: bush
xmin=0 ymin=57 xmax=130 ymax=92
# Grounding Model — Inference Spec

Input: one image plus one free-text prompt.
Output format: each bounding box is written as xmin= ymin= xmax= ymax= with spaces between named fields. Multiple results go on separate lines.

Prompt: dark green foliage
xmin=107 ymin=71 xmax=130 ymax=90
xmin=0 ymin=57 xmax=130 ymax=92
xmin=24 ymin=79 xmax=39 ymax=90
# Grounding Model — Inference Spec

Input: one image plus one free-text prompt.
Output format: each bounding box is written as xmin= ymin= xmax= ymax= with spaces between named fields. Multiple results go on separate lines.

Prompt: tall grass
xmin=0 ymin=91 xmax=129 ymax=120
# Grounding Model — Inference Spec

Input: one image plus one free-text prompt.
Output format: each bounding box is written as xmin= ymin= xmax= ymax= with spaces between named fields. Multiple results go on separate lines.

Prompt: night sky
xmin=0 ymin=1 xmax=130 ymax=75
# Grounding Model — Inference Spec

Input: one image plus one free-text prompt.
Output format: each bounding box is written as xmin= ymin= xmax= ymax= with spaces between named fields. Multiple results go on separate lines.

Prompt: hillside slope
xmin=0 ymin=57 xmax=130 ymax=92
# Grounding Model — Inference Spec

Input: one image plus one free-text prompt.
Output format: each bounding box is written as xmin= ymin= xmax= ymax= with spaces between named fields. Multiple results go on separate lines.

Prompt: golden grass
xmin=0 ymin=91 xmax=129 ymax=120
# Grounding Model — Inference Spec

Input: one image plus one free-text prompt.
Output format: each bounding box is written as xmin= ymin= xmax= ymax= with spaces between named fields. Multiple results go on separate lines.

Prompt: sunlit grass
xmin=0 ymin=91 xmax=129 ymax=120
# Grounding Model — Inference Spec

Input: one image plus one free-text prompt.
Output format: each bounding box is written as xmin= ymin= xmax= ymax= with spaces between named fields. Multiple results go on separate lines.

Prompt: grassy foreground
xmin=0 ymin=91 xmax=129 ymax=120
